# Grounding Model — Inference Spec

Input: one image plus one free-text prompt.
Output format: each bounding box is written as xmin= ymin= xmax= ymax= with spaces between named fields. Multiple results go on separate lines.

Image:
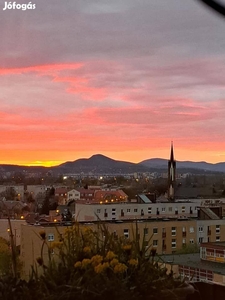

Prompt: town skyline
xmin=1 ymin=1 xmax=224 ymax=167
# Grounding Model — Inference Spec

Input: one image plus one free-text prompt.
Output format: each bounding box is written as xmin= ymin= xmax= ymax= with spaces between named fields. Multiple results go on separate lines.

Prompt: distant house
xmin=175 ymin=186 xmax=218 ymax=199
xmin=55 ymin=187 xmax=68 ymax=205
xmin=94 ymin=190 xmax=128 ymax=203
xmin=76 ymin=188 xmax=95 ymax=202
xmin=67 ymin=189 xmax=80 ymax=202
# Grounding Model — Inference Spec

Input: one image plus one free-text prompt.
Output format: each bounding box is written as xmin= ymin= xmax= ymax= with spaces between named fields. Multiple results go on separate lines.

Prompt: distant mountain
xmin=0 ymin=164 xmax=47 ymax=173
xmin=53 ymin=154 xmax=150 ymax=174
xmin=139 ymin=158 xmax=225 ymax=173
xmin=0 ymin=155 xmax=225 ymax=175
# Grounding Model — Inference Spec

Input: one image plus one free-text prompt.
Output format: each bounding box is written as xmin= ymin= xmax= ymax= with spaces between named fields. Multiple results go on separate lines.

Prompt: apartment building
xmin=74 ymin=201 xmax=199 ymax=222
xmin=0 ymin=219 xmax=26 ymax=246
xmin=26 ymin=185 xmax=47 ymax=199
xmin=20 ymin=219 xmax=197 ymax=278
xmin=163 ymin=242 xmax=225 ymax=285
xmin=20 ymin=214 xmax=225 ymax=280
xmin=0 ymin=185 xmax=24 ymax=201
xmin=196 ymin=219 xmax=225 ymax=244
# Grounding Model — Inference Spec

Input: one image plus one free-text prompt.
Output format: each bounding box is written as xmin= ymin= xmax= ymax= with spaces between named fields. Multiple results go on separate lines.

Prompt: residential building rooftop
xmin=161 ymin=253 xmax=225 ymax=276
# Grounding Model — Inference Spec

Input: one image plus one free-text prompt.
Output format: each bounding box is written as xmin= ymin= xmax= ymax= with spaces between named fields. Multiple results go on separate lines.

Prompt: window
xmin=144 ymin=228 xmax=148 ymax=235
xmin=134 ymin=208 xmax=138 ymax=213
xmin=127 ymin=209 xmax=130 ymax=213
xmin=148 ymin=207 xmax=152 ymax=214
xmin=162 ymin=207 xmax=166 ymax=212
xmin=182 ymin=239 xmax=186 ymax=245
xmin=216 ymin=225 xmax=220 ymax=234
xmin=153 ymin=240 xmax=158 ymax=247
xmin=171 ymin=227 xmax=176 ymax=236
xmin=199 ymin=226 xmax=203 ymax=232
xmin=143 ymin=240 xmax=149 ymax=247
xmin=168 ymin=207 xmax=172 ymax=212
xmin=48 ymin=234 xmax=54 ymax=242
xmin=189 ymin=227 xmax=194 ymax=233
xmin=182 ymin=206 xmax=185 ymax=213
xmin=199 ymin=237 xmax=203 ymax=243
xmin=216 ymin=236 xmax=220 ymax=242
xmin=171 ymin=239 xmax=176 ymax=248
xmin=97 ymin=209 xmax=101 ymax=214
xmin=153 ymin=228 xmax=158 ymax=234
xmin=124 ymin=229 xmax=129 ymax=238
xmin=112 ymin=208 xmax=116 ymax=212
xmin=190 ymin=239 xmax=194 ymax=244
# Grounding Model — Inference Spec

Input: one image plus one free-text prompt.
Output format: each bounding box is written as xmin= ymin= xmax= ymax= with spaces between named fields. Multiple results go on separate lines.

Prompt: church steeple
xmin=168 ymin=141 xmax=176 ymax=201
xmin=170 ymin=141 xmax=174 ymax=162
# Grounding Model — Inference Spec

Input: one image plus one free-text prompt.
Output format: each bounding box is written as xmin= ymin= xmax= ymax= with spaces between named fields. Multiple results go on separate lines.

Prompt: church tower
xmin=168 ymin=142 xmax=176 ymax=201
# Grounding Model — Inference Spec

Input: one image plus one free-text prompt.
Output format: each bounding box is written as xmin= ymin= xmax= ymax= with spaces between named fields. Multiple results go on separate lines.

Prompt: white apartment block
xmin=74 ymin=201 xmax=199 ymax=222
xmin=26 ymin=185 xmax=47 ymax=198
xmin=0 ymin=185 xmax=24 ymax=201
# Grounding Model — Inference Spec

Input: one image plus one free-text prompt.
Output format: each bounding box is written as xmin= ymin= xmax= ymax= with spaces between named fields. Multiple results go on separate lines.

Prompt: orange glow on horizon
xmin=1 ymin=148 xmax=225 ymax=167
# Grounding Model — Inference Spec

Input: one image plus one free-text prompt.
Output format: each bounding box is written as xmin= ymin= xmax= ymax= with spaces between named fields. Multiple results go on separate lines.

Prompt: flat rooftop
xmin=161 ymin=253 xmax=225 ymax=275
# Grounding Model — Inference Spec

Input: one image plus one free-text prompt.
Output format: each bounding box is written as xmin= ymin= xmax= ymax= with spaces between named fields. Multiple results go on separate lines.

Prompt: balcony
xmin=162 ymin=244 xmax=166 ymax=250
xmin=104 ymin=213 xmax=108 ymax=218
xmin=162 ymin=232 xmax=166 ymax=238
xmin=208 ymin=230 xmax=211 ymax=236
xmin=182 ymin=231 xmax=187 ymax=237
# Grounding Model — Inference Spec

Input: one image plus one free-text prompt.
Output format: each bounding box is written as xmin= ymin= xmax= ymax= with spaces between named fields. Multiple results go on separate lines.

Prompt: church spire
xmin=168 ymin=141 xmax=176 ymax=201
xmin=170 ymin=141 xmax=174 ymax=162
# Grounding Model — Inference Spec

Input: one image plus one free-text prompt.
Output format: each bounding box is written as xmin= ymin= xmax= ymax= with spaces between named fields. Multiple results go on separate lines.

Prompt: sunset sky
xmin=0 ymin=0 xmax=225 ymax=166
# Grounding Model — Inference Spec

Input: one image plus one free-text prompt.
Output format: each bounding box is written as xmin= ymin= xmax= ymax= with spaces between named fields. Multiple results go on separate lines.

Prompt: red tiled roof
xmin=55 ymin=187 xmax=68 ymax=194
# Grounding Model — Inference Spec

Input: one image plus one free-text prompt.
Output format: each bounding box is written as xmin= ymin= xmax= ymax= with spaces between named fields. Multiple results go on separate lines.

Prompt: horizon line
xmin=0 ymin=153 xmax=224 ymax=168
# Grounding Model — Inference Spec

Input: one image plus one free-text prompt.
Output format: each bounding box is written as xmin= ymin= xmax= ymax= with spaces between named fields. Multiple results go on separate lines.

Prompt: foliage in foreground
xmin=0 ymin=223 xmax=190 ymax=300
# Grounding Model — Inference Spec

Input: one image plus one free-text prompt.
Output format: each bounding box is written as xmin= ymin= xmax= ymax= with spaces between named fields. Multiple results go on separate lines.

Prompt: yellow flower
xmin=114 ymin=263 xmax=128 ymax=274
xmin=83 ymin=227 xmax=93 ymax=235
xmin=74 ymin=261 xmax=82 ymax=268
xmin=94 ymin=263 xmax=104 ymax=274
xmin=123 ymin=244 xmax=132 ymax=251
xmin=110 ymin=258 xmax=119 ymax=267
xmin=51 ymin=242 xmax=63 ymax=249
xmin=128 ymin=259 xmax=138 ymax=267
xmin=91 ymin=255 xmax=103 ymax=266
xmin=94 ymin=262 xmax=109 ymax=274
xmin=39 ymin=230 xmax=46 ymax=240
xmin=83 ymin=246 xmax=91 ymax=253
xmin=81 ymin=258 xmax=91 ymax=268
xmin=105 ymin=251 xmax=116 ymax=261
